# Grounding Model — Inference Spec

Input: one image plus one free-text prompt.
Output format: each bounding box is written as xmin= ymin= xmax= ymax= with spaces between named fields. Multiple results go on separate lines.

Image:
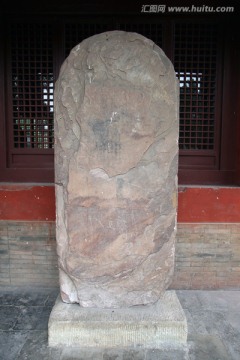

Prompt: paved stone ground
xmin=0 ymin=287 xmax=240 ymax=359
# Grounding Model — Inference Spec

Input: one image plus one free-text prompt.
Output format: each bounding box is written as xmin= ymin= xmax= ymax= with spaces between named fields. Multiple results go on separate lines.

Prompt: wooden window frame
xmin=0 ymin=14 xmax=239 ymax=185
xmin=0 ymin=17 xmax=56 ymax=182
xmin=178 ymin=19 xmax=239 ymax=185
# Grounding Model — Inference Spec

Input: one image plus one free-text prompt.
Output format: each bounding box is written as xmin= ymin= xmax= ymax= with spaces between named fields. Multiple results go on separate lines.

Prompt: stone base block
xmin=48 ymin=291 xmax=187 ymax=349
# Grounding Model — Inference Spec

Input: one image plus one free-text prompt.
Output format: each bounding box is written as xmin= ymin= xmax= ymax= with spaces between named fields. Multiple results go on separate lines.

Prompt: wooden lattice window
xmin=65 ymin=22 xmax=114 ymax=57
xmin=0 ymin=15 xmax=238 ymax=184
xmin=65 ymin=22 xmax=163 ymax=58
xmin=174 ymin=23 xmax=218 ymax=151
xmin=117 ymin=23 xmax=163 ymax=48
xmin=11 ymin=23 xmax=54 ymax=150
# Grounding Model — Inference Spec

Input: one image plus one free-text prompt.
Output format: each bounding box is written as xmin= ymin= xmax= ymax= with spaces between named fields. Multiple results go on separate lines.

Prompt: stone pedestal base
xmin=48 ymin=291 xmax=187 ymax=349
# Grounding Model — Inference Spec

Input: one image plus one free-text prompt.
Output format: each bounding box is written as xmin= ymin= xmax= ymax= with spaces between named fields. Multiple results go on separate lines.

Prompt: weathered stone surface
xmin=48 ymin=291 xmax=188 ymax=348
xmin=54 ymin=31 xmax=179 ymax=308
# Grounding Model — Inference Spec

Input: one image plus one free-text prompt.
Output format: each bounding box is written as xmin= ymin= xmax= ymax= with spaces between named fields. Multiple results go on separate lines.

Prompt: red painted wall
xmin=178 ymin=187 xmax=240 ymax=222
xmin=0 ymin=185 xmax=55 ymax=221
xmin=1 ymin=184 xmax=240 ymax=222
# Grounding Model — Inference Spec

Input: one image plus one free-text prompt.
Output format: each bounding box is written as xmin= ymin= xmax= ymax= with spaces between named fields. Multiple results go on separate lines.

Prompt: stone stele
xmin=54 ymin=30 xmax=179 ymax=308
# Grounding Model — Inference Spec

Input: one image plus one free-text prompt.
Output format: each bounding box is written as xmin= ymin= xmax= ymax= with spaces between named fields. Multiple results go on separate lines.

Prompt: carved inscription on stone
xmin=54 ymin=31 xmax=179 ymax=308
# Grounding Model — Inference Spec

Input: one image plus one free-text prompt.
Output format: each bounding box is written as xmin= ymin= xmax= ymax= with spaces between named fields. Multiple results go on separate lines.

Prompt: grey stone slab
xmin=185 ymin=309 xmax=209 ymax=336
xmin=197 ymin=290 xmax=240 ymax=320
xmin=122 ymin=349 xmax=146 ymax=360
xmin=60 ymin=348 xmax=103 ymax=360
xmin=177 ymin=291 xmax=203 ymax=311
xmin=206 ymin=312 xmax=240 ymax=360
xmin=0 ymin=330 xmax=29 ymax=360
xmin=0 ymin=293 xmax=14 ymax=306
xmin=196 ymin=290 xmax=230 ymax=312
xmin=17 ymin=292 xmax=49 ymax=307
xmin=16 ymin=330 xmax=50 ymax=360
xmin=0 ymin=288 xmax=240 ymax=360
xmin=188 ymin=334 xmax=229 ymax=360
xmin=48 ymin=348 xmax=65 ymax=360
xmin=13 ymin=305 xmax=52 ymax=331
xmin=102 ymin=348 xmax=147 ymax=360
xmin=48 ymin=291 xmax=187 ymax=349
xmin=145 ymin=348 xmax=188 ymax=360
xmin=103 ymin=349 xmax=123 ymax=360
xmin=0 ymin=287 xmax=58 ymax=306
xmin=226 ymin=311 xmax=240 ymax=333
xmin=44 ymin=289 xmax=60 ymax=306
xmin=179 ymin=309 xmax=196 ymax=336
xmin=0 ymin=306 xmax=20 ymax=330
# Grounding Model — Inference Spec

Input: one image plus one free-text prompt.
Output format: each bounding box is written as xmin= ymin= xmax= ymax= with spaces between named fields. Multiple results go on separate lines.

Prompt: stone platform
xmin=48 ymin=291 xmax=187 ymax=349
